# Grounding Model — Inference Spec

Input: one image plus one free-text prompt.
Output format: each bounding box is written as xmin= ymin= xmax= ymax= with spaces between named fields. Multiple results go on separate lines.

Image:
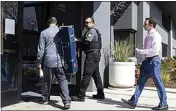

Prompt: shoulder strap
xmin=93 ymin=28 xmax=101 ymax=40
xmin=93 ymin=28 xmax=99 ymax=34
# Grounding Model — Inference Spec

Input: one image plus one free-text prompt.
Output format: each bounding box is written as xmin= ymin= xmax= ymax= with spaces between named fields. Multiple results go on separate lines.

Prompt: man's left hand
xmin=75 ymin=37 xmax=78 ymax=42
xmin=135 ymin=48 xmax=140 ymax=52
xmin=136 ymin=48 xmax=142 ymax=54
xmin=136 ymin=48 xmax=144 ymax=54
xmin=38 ymin=64 xmax=41 ymax=70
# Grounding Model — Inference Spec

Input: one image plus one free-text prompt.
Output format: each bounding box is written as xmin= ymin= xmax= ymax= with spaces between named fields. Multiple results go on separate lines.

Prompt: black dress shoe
xmin=121 ymin=98 xmax=136 ymax=109
xmin=92 ymin=93 xmax=105 ymax=99
xmin=71 ymin=96 xmax=85 ymax=102
xmin=152 ymin=105 xmax=168 ymax=110
xmin=64 ymin=103 xmax=71 ymax=109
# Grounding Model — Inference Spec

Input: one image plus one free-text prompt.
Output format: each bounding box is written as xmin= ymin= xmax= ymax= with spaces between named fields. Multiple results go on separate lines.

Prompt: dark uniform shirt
xmin=37 ymin=26 xmax=63 ymax=68
xmin=83 ymin=28 xmax=98 ymax=42
xmin=80 ymin=27 xmax=99 ymax=53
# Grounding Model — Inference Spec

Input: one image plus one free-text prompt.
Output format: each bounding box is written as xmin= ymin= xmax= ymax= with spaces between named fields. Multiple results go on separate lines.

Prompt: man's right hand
xmin=37 ymin=64 xmax=44 ymax=78
xmin=135 ymin=48 xmax=140 ymax=52
xmin=136 ymin=48 xmax=144 ymax=55
xmin=39 ymin=68 xmax=44 ymax=78
xmin=75 ymin=37 xmax=78 ymax=42
xmin=38 ymin=64 xmax=42 ymax=70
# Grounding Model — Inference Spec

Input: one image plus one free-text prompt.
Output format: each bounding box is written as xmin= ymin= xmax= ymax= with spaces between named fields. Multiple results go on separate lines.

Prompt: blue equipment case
xmin=52 ymin=25 xmax=78 ymax=85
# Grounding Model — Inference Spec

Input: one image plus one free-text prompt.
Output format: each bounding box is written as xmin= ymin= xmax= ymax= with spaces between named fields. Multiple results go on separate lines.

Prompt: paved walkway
xmin=2 ymin=87 xmax=176 ymax=110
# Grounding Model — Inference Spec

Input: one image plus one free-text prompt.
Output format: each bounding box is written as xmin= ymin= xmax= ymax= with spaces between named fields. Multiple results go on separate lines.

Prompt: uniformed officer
xmin=72 ymin=17 xmax=105 ymax=101
xmin=121 ymin=17 xmax=168 ymax=110
xmin=37 ymin=17 xmax=71 ymax=109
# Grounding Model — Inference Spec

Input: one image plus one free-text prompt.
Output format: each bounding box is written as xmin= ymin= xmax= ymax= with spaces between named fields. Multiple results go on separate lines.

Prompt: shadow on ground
xmin=21 ymin=95 xmax=67 ymax=110
xmin=87 ymin=95 xmax=176 ymax=110
xmin=105 ymin=91 xmax=176 ymax=101
xmin=86 ymin=95 xmax=153 ymax=109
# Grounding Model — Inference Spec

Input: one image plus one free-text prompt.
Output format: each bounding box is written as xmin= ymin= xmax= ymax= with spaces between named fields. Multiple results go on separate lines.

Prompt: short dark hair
xmin=48 ymin=17 xmax=57 ymax=24
xmin=85 ymin=17 xmax=95 ymax=23
xmin=145 ymin=17 xmax=156 ymax=28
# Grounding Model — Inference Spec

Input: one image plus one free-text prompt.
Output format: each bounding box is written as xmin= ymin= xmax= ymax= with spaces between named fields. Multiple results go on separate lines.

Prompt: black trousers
xmin=78 ymin=51 xmax=104 ymax=98
xmin=42 ymin=65 xmax=71 ymax=104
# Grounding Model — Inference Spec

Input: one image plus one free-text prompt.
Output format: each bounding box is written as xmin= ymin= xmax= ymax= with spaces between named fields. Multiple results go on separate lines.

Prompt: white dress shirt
xmin=137 ymin=28 xmax=162 ymax=58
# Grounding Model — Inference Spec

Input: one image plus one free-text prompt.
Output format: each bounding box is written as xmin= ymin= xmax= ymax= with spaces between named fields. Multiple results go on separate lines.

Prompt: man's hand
xmin=38 ymin=64 xmax=41 ymax=70
xmin=135 ymin=48 xmax=140 ymax=52
xmin=74 ymin=37 xmax=78 ymax=42
xmin=39 ymin=68 xmax=44 ymax=78
xmin=37 ymin=64 xmax=43 ymax=78
xmin=136 ymin=48 xmax=143 ymax=54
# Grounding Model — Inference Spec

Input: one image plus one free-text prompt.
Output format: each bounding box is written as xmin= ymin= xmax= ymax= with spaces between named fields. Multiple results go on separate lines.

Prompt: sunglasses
xmin=85 ymin=21 xmax=91 ymax=24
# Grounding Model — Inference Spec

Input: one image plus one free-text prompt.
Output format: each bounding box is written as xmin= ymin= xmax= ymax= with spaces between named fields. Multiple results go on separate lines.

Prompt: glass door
xmin=1 ymin=1 xmax=23 ymax=107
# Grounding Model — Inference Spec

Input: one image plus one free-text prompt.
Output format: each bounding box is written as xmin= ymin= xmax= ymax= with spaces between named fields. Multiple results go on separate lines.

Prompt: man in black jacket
xmin=72 ymin=17 xmax=105 ymax=102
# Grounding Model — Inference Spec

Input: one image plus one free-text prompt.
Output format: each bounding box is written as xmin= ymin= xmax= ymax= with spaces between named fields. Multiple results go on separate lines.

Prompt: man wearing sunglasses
xmin=72 ymin=17 xmax=105 ymax=102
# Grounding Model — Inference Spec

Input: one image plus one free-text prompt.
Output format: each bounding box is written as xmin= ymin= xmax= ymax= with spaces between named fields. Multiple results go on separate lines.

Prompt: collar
xmin=86 ymin=26 xmax=94 ymax=29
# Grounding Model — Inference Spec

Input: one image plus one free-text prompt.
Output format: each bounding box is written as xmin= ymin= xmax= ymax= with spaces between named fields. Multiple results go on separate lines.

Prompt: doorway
xmin=1 ymin=1 xmax=23 ymax=107
xmin=49 ymin=1 xmax=82 ymax=95
xmin=21 ymin=2 xmax=48 ymax=93
xmin=21 ymin=1 xmax=83 ymax=95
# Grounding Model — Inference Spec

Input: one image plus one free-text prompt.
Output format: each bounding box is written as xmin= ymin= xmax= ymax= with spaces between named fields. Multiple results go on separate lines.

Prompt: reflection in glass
xmin=23 ymin=7 xmax=38 ymax=31
xmin=1 ymin=2 xmax=18 ymax=22
xmin=1 ymin=53 xmax=17 ymax=91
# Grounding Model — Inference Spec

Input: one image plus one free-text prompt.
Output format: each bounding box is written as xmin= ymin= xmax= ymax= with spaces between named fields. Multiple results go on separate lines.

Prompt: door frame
xmin=1 ymin=1 xmax=24 ymax=107
xmin=21 ymin=2 xmax=48 ymax=93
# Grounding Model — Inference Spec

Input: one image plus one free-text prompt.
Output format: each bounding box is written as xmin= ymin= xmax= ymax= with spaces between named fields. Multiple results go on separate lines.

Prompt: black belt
xmin=145 ymin=55 xmax=159 ymax=59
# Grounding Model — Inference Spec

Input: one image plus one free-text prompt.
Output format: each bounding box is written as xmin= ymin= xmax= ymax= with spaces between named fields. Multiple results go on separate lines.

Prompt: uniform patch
xmin=87 ymin=32 xmax=93 ymax=37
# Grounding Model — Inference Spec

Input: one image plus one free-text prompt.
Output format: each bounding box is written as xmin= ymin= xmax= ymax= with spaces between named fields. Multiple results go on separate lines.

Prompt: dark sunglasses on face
xmin=85 ymin=21 xmax=91 ymax=24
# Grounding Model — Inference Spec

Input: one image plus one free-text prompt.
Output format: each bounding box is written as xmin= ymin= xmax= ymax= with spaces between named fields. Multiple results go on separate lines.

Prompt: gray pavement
xmin=2 ymin=87 xmax=176 ymax=110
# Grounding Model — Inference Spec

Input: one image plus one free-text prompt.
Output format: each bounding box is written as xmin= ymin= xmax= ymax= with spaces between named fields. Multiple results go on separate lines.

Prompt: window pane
xmin=172 ymin=48 xmax=176 ymax=56
xmin=173 ymin=26 xmax=176 ymax=40
xmin=1 ymin=53 xmax=18 ymax=91
xmin=23 ymin=7 xmax=38 ymax=31
xmin=162 ymin=43 xmax=168 ymax=57
xmin=1 ymin=2 xmax=18 ymax=22
xmin=114 ymin=30 xmax=135 ymax=56
xmin=1 ymin=2 xmax=18 ymax=50
xmin=162 ymin=13 xmax=170 ymax=32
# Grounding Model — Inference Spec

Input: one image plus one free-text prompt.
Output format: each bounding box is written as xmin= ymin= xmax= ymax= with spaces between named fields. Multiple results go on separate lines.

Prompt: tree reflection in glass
xmin=1 ymin=53 xmax=17 ymax=91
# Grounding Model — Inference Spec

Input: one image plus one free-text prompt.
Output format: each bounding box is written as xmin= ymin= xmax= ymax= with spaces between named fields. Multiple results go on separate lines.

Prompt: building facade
xmin=0 ymin=1 xmax=110 ymax=107
xmin=1 ymin=1 xmax=176 ymax=107
xmin=113 ymin=1 xmax=176 ymax=63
